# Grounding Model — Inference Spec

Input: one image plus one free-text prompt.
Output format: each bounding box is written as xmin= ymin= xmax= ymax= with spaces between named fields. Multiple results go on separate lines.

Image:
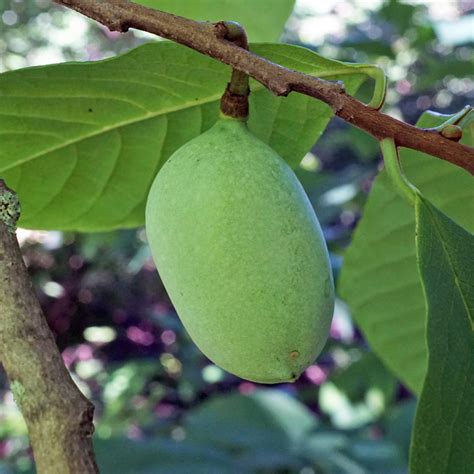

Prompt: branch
xmin=0 ymin=180 xmax=98 ymax=474
xmin=55 ymin=0 xmax=474 ymax=175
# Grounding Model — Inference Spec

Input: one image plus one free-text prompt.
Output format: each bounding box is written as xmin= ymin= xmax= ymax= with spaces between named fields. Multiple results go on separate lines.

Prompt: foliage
xmin=92 ymin=390 xmax=409 ymax=474
xmin=0 ymin=42 xmax=379 ymax=231
xmin=340 ymin=110 xmax=474 ymax=393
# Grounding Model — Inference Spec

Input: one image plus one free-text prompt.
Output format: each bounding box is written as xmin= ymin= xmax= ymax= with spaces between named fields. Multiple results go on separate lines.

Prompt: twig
xmin=54 ymin=0 xmax=474 ymax=174
xmin=0 ymin=180 xmax=98 ymax=474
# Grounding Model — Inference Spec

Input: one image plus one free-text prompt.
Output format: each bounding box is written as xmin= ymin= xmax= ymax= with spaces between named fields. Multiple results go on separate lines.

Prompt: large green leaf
xmin=0 ymin=42 xmax=375 ymax=231
xmin=94 ymin=437 xmax=244 ymax=474
xmin=185 ymin=389 xmax=318 ymax=453
xmin=410 ymin=196 xmax=474 ymax=474
xmin=339 ymin=110 xmax=474 ymax=393
xmin=135 ymin=0 xmax=295 ymax=42
xmin=186 ymin=389 xmax=409 ymax=472
xmin=94 ymin=390 xmax=408 ymax=473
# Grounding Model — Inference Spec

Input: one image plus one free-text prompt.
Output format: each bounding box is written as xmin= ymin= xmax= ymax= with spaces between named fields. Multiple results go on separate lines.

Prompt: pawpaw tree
xmin=0 ymin=1 xmax=472 ymax=474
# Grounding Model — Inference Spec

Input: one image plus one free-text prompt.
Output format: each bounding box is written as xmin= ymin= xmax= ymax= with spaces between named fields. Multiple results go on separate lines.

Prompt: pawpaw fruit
xmin=146 ymin=117 xmax=334 ymax=383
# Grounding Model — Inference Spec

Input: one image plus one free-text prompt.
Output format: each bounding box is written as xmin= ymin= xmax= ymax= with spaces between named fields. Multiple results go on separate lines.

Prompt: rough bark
xmin=0 ymin=181 xmax=98 ymax=474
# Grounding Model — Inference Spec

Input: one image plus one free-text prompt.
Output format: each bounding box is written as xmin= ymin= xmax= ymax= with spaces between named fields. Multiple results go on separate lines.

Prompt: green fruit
xmin=146 ymin=117 xmax=334 ymax=383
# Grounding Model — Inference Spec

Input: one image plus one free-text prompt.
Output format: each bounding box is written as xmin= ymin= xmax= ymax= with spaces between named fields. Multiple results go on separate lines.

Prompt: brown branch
xmin=56 ymin=0 xmax=474 ymax=175
xmin=0 ymin=180 xmax=98 ymax=474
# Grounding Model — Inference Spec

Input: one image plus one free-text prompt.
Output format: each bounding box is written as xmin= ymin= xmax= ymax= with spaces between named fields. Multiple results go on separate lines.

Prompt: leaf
xmin=303 ymin=446 xmax=368 ymax=474
xmin=300 ymin=432 xmax=366 ymax=474
xmin=348 ymin=438 xmax=406 ymax=473
xmin=94 ymin=437 xmax=244 ymax=474
xmin=238 ymin=450 xmax=304 ymax=472
xmin=409 ymin=196 xmax=474 ymax=474
xmin=135 ymin=0 xmax=296 ymax=42
xmin=330 ymin=351 xmax=396 ymax=405
xmin=0 ymin=42 xmax=374 ymax=231
xmin=300 ymin=430 xmax=406 ymax=473
xmin=184 ymin=389 xmax=318 ymax=453
xmin=339 ymin=109 xmax=474 ymax=393
xmin=385 ymin=400 xmax=417 ymax=461
xmin=0 ymin=462 xmax=16 ymax=474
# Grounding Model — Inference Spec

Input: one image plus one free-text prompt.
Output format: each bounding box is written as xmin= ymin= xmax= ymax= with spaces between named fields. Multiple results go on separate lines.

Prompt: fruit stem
xmin=215 ymin=21 xmax=250 ymax=120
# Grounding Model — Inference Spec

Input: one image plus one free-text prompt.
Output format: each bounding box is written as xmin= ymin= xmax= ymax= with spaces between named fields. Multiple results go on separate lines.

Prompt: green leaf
xmin=410 ymin=196 xmax=474 ymax=474
xmin=301 ymin=431 xmax=406 ymax=473
xmin=330 ymin=351 xmax=396 ymax=406
xmin=238 ymin=450 xmax=304 ymax=472
xmin=94 ymin=437 xmax=244 ymax=474
xmin=184 ymin=389 xmax=318 ymax=452
xmin=302 ymin=438 xmax=367 ymax=474
xmin=135 ymin=0 xmax=295 ymax=42
xmin=385 ymin=400 xmax=417 ymax=461
xmin=339 ymin=109 xmax=474 ymax=393
xmin=0 ymin=463 xmax=13 ymax=474
xmin=348 ymin=438 xmax=406 ymax=473
xmin=0 ymin=42 xmax=374 ymax=231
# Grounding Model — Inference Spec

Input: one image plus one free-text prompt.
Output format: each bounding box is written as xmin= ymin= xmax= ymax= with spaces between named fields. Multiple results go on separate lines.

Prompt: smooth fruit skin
xmin=146 ymin=118 xmax=334 ymax=383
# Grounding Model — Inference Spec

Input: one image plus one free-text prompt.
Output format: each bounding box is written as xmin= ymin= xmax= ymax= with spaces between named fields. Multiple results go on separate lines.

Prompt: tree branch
xmin=55 ymin=0 xmax=474 ymax=174
xmin=0 ymin=180 xmax=98 ymax=474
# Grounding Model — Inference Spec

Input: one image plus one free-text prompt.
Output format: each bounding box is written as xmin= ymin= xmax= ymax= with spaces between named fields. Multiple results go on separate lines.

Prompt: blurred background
xmin=0 ymin=0 xmax=473 ymax=472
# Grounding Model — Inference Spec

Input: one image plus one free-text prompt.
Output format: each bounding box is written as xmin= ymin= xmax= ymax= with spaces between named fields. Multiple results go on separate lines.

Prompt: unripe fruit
xmin=146 ymin=118 xmax=334 ymax=383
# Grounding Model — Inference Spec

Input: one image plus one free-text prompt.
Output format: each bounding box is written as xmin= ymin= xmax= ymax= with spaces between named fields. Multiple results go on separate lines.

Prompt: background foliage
xmin=0 ymin=0 xmax=473 ymax=473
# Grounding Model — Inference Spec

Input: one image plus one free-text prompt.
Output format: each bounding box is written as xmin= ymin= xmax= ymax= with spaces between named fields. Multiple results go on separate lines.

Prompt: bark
xmin=0 ymin=180 xmax=98 ymax=474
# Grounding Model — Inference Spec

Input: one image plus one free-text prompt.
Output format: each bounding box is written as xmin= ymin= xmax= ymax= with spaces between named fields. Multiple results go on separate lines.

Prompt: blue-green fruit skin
xmin=146 ymin=119 xmax=335 ymax=383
